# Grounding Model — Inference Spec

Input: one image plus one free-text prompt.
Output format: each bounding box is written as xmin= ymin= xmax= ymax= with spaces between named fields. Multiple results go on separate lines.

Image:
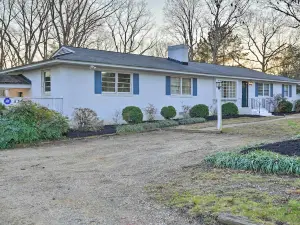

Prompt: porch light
xmin=216 ymin=80 xmax=222 ymax=90
xmin=249 ymin=81 xmax=254 ymax=86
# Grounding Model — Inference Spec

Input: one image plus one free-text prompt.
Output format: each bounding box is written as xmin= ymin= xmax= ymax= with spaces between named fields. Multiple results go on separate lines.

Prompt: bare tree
xmin=49 ymin=0 xmax=120 ymax=47
xmin=164 ymin=0 xmax=203 ymax=60
xmin=268 ymin=0 xmax=300 ymax=28
xmin=241 ymin=11 xmax=290 ymax=73
xmin=105 ymin=0 xmax=155 ymax=54
xmin=204 ymin=0 xmax=249 ymax=64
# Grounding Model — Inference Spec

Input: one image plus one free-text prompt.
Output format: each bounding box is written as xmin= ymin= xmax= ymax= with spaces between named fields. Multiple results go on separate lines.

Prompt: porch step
xmin=251 ymin=108 xmax=272 ymax=116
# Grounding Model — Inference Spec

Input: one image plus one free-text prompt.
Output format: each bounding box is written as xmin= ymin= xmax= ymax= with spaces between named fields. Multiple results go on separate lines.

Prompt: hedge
xmin=277 ymin=100 xmax=293 ymax=113
xmin=122 ymin=106 xmax=143 ymax=124
xmin=222 ymin=102 xmax=238 ymax=116
xmin=160 ymin=106 xmax=176 ymax=119
xmin=189 ymin=104 xmax=209 ymax=118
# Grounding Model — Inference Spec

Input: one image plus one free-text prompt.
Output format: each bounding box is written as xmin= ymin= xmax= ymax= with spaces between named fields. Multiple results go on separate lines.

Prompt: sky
xmin=146 ymin=0 xmax=165 ymax=25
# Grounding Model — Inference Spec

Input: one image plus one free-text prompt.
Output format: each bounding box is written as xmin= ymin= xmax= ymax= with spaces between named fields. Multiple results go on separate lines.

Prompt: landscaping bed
xmin=243 ymin=139 xmax=300 ymax=157
xmin=66 ymin=125 xmax=116 ymax=138
xmin=272 ymin=111 xmax=300 ymax=116
xmin=206 ymin=114 xmax=264 ymax=121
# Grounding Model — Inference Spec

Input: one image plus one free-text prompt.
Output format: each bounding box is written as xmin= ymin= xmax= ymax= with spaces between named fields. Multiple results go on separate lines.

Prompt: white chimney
xmin=168 ymin=44 xmax=189 ymax=65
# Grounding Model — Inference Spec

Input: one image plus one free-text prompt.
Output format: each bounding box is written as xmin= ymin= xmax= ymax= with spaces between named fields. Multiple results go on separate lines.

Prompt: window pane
xmin=222 ymin=81 xmax=236 ymax=98
xmin=43 ymin=71 xmax=51 ymax=94
xmin=284 ymin=85 xmax=289 ymax=97
xmin=182 ymin=78 xmax=191 ymax=95
xmin=264 ymin=84 xmax=269 ymax=96
xmin=171 ymin=77 xmax=181 ymax=95
xmin=102 ymin=72 xmax=116 ymax=92
xmin=118 ymin=73 xmax=131 ymax=93
xmin=258 ymin=83 xmax=263 ymax=96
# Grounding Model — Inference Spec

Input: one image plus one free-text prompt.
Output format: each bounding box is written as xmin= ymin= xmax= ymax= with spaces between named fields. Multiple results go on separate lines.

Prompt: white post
xmin=217 ymin=82 xmax=222 ymax=132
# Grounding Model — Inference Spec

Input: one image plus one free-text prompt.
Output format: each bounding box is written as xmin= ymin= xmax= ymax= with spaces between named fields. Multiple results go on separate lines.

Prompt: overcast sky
xmin=146 ymin=0 xmax=165 ymax=25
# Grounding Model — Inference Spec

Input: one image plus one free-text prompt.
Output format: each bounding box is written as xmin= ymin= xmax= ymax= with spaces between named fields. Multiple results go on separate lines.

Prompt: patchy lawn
xmin=174 ymin=116 xmax=278 ymax=130
xmin=147 ymin=165 xmax=300 ymax=225
xmin=223 ymin=118 xmax=300 ymax=138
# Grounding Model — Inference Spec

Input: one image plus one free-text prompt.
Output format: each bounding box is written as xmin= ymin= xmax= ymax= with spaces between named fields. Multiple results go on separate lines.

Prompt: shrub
xmin=122 ymin=106 xmax=143 ymax=124
xmin=277 ymin=100 xmax=293 ymax=113
xmin=205 ymin=150 xmax=300 ymax=175
xmin=189 ymin=104 xmax=209 ymax=118
xmin=178 ymin=118 xmax=206 ymax=125
xmin=0 ymin=118 xmax=39 ymax=149
xmin=156 ymin=120 xmax=179 ymax=127
xmin=0 ymin=103 xmax=5 ymax=116
xmin=73 ymin=108 xmax=103 ymax=131
xmin=160 ymin=106 xmax=176 ymax=119
xmin=2 ymin=100 xmax=69 ymax=148
xmin=295 ymin=100 xmax=300 ymax=113
xmin=144 ymin=103 xmax=158 ymax=121
xmin=222 ymin=102 xmax=238 ymax=116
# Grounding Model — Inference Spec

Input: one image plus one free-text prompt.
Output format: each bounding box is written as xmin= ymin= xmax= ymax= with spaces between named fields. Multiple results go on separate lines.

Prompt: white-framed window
xmin=42 ymin=70 xmax=51 ymax=95
xmin=102 ymin=72 xmax=131 ymax=93
xmin=171 ymin=77 xmax=192 ymax=95
xmin=283 ymin=84 xmax=289 ymax=97
xmin=222 ymin=81 xmax=236 ymax=99
xmin=258 ymin=83 xmax=270 ymax=96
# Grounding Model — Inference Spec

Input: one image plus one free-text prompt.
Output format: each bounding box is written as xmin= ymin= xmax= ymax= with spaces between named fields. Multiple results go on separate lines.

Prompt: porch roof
xmin=0 ymin=74 xmax=31 ymax=85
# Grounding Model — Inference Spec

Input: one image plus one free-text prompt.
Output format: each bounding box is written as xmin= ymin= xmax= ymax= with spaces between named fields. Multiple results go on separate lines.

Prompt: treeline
xmin=1 ymin=0 xmax=300 ymax=79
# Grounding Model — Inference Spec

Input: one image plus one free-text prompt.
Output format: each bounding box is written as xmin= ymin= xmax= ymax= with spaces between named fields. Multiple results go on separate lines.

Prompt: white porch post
xmin=216 ymin=80 xmax=222 ymax=132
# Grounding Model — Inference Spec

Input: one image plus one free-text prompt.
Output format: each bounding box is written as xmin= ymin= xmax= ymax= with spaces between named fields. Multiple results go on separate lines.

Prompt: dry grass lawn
xmin=223 ymin=118 xmax=300 ymax=138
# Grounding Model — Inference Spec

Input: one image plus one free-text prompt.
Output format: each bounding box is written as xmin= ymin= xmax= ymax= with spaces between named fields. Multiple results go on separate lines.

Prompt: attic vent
xmin=51 ymin=47 xmax=75 ymax=58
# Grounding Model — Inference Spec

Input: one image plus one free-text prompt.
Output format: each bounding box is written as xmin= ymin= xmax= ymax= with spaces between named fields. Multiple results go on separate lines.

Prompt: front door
xmin=242 ymin=81 xmax=248 ymax=107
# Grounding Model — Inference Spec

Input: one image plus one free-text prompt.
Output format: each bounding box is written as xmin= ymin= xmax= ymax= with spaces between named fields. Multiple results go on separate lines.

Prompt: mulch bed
xmin=206 ymin=114 xmax=263 ymax=121
xmin=242 ymin=139 xmax=300 ymax=156
xmin=66 ymin=125 xmax=116 ymax=138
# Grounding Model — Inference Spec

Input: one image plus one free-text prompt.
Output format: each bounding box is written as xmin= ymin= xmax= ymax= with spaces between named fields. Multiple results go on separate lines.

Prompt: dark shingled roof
xmin=0 ymin=74 xmax=31 ymax=84
xmin=52 ymin=46 xmax=299 ymax=83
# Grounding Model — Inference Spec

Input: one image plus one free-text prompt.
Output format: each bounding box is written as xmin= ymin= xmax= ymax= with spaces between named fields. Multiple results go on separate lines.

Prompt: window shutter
xmin=289 ymin=85 xmax=292 ymax=97
xmin=282 ymin=84 xmax=284 ymax=98
xmin=193 ymin=78 xmax=197 ymax=96
xmin=94 ymin=71 xmax=102 ymax=94
xmin=270 ymin=84 xmax=273 ymax=97
xmin=133 ymin=73 xmax=139 ymax=95
xmin=255 ymin=83 xmax=258 ymax=97
xmin=166 ymin=76 xmax=171 ymax=95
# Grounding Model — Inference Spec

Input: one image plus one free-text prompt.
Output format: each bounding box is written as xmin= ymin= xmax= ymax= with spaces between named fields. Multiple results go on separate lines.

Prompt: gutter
xmin=1 ymin=59 xmax=299 ymax=84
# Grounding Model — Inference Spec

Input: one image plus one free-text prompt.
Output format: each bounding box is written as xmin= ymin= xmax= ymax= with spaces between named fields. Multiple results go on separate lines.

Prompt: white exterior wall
xmin=56 ymin=66 xmax=216 ymax=122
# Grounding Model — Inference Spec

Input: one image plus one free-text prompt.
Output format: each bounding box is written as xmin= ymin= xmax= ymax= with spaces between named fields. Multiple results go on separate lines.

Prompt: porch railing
xmin=250 ymin=98 xmax=273 ymax=113
xmin=0 ymin=97 xmax=63 ymax=114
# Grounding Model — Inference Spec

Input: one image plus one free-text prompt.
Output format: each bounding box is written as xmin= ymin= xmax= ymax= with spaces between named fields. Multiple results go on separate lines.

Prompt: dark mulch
xmin=66 ymin=125 xmax=116 ymax=138
xmin=242 ymin=139 xmax=300 ymax=156
xmin=272 ymin=112 xmax=300 ymax=116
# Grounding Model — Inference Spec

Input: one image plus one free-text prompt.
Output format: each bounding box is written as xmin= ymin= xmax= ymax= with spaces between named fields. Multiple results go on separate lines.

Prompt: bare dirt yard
xmin=0 ymin=116 xmax=299 ymax=225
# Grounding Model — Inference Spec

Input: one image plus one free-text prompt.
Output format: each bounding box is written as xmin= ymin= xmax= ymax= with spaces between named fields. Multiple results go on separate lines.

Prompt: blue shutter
xmin=270 ymin=84 xmax=273 ymax=97
xmin=282 ymin=84 xmax=284 ymax=98
xmin=289 ymin=85 xmax=292 ymax=97
xmin=133 ymin=73 xmax=139 ymax=95
xmin=193 ymin=78 xmax=197 ymax=96
xmin=94 ymin=71 xmax=102 ymax=94
xmin=255 ymin=83 xmax=258 ymax=97
xmin=166 ymin=76 xmax=171 ymax=95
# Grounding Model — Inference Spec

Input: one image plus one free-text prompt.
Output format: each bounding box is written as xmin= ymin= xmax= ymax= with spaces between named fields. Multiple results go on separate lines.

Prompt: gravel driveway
xmin=0 ymin=131 xmax=270 ymax=225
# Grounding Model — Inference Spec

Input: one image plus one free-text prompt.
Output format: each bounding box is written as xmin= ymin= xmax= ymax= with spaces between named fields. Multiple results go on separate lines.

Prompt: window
xmin=102 ymin=72 xmax=131 ymax=93
xmin=0 ymin=90 xmax=5 ymax=97
xmin=42 ymin=70 xmax=51 ymax=95
xmin=258 ymin=83 xmax=270 ymax=96
xmin=171 ymin=77 xmax=192 ymax=95
xmin=222 ymin=81 xmax=236 ymax=99
xmin=284 ymin=84 xmax=289 ymax=97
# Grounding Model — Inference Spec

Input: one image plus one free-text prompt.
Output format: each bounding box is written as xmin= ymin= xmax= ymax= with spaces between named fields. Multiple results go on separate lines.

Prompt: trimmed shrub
xmin=160 ymin=106 xmax=176 ymax=119
xmin=295 ymin=100 xmax=300 ymax=113
xmin=222 ymin=102 xmax=238 ymax=116
xmin=178 ymin=118 xmax=206 ymax=125
xmin=278 ymin=100 xmax=293 ymax=113
xmin=122 ymin=106 xmax=143 ymax=124
xmin=0 ymin=103 xmax=5 ymax=116
xmin=72 ymin=108 xmax=104 ymax=131
xmin=205 ymin=150 xmax=300 ymax=175
xmin=189 ymin=104 xmax=209 ymax=118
